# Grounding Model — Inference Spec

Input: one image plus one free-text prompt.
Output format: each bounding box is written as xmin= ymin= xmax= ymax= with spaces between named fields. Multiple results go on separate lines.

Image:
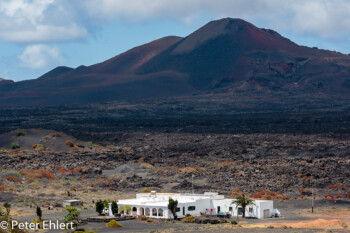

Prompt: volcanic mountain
xmin=1 ymin=18 xmax=350 ymax=107
xmin=0 ymin=78 xmax=14 ymax=85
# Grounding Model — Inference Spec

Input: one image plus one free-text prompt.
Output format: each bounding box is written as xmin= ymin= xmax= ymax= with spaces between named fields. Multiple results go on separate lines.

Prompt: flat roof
xmin=118 ymin=192 xmax=273 ymax=207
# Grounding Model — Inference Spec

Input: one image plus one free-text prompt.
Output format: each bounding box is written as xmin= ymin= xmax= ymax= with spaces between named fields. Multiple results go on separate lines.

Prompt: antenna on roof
xmin=192 ymin=174 xmax=194 ymax=194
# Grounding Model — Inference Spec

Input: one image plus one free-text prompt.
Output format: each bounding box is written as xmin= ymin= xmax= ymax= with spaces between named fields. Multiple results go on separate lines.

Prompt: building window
xmin=188 ymin=206 xmax=196 ymax=211
xmin=238 ymin=207 xmax=243 ymax=215
xmin=249 ymin=207 xmax=253 ymax=213
xmin=229 ymin=207 xmax=233 ymax=211
xmin=176 ymin=207 xmax=180 ymax=212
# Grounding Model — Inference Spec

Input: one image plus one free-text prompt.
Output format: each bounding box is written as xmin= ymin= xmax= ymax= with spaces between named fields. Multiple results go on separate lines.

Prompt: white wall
xmin=257 ymin=200 xmax=274 ymax=218
xmin=212 ymin=199 xmax=274 ymax=219
xmin=176 ymin=199 xmax=212 ymax=218
xmin=119 ymin=197 xmax=276 ymax=219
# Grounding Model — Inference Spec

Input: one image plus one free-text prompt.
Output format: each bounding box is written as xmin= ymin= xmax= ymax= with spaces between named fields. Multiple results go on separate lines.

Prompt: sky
xmin=1 ymin=0 xmax=350 ymax=81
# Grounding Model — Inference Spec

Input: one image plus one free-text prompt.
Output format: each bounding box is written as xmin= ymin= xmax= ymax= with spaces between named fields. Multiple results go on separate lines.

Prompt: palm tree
xmin=231 ymin=194 xmax=255 ymax=218
xmin=168 ymin=198 xmax=178 ymax=220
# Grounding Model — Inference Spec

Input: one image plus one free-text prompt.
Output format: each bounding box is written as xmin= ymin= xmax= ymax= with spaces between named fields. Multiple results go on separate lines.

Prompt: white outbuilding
xmin=117 ymin=191 xmax=279 ymax=219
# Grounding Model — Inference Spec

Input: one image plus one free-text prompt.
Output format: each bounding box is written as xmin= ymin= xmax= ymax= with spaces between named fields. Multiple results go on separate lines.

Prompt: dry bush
xmin=280 ymin=195 xmax=291 ymax=200
xmin=106 ymin=144 xmax=115 ymax=149
xmin=138 ymin=157 xmax=145 ymax=163
xmin=0 ymin=185 xmax=5 ymax=191
xmin=49 ymin=133 xmax=61 ymax=137
xmin=107 ymin=177 xmax=116 ymax=184
xmin=335 ymin=193 xmax=343 ymax=199
xmin=298 ymin=195 xmax=305 ymax=199
xmin=156 ymin=169 xmax=169 ymax=174
xmin=234 ymin=171 xmax=245 ymax=177
xmin=250 ymin=189 xmax=285 ymax=200
xmin=19 ymin=169 xmax=56 ymax=180
xmin=328 ymin=183 xmax=347 ymax=191
xmin=323 ymin=194 xmax=335 ymax=200
xmin=222 ymin=159 xmax=236 ymax=165
xmin=57 ymin=167 xmax=70 ymax=175
xmin=299 ymin=188 xmax=308 ymax=193
xmin=182 ymin=215 xmax=198 ymax=223
xmin=179 ymin=167 xmax=197 ymax=173
xmin=346 ymin=193 xmax=350 ymax=199
xmin=26 ymin=178 xmax=35 ymax=184
xmin=44 ymin=201 xmax=51 ymax=206
xmin=193 ymin=166 xmax=205 ymax=171
xmin=5 ymin=176 xmax=22 ymax=184
xmin=95 ymin=178 xmax=105 ymax=183
xmin=65 ymin=140 xmax=74 ymax=147
xmin=140 ymin=163 xmax=155 ymax=169
xmin=301 ymin=177 xmax=310 ymax=182
xmin=139 ymin=187 xmax=152 ymax=193
xmin=229 ymin=188 xmax=241 ymax=196
xmin=168 ymin=166 xmax=180 ymax=171
xmin=250 ymin=189 xmax=267 ymax=199
xmin=80 ymin=178 xmax=88 ymax=183
xmin=70 ymin=167 xmax=87 ymax=174
xmin=262 ymin=194 xmax=273 ymax=200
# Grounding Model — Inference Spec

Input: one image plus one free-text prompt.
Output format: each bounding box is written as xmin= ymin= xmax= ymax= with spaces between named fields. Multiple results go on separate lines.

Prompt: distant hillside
xmin=1 ymin=18 xmax=350 ymax=107
xmin=0 ymin=78 xmax=14 ymax=85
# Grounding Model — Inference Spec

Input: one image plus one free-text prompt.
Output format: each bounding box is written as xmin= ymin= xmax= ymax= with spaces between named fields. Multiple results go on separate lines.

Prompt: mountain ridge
xmin=1 ymin=18 xmax=350 ymax=107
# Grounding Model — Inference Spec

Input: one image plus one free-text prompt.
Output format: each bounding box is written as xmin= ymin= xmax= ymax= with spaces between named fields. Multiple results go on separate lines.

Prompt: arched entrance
xmin=132 ymin=207 xmax=137 ymax=216
xmin=158 ymin=208 xmax=163 ymax=217
xmin=152 ymin=208 xmax=158 ymax=217
xmin=145 ymin=208 xmax=150 ymax=216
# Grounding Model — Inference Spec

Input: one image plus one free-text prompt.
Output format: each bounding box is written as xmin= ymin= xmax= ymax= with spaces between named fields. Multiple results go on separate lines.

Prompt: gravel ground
xmin=178 ymin=228 xmax=348 ymax=233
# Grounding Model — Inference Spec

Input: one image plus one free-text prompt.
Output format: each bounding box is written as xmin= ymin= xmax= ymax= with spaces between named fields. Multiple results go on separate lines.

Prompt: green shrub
xmin=106 ymin=220 xmax=122 ymax=228
xmin=95 ymin=200 xmax=104 ymax=215
xmin=64 ymin=206 xmax=79 ymax=223
xmin=182 ymin=215 xmax=197 ymax=223
xmin=231 ymin=219 xmax=238 ymax=225
xmin=34 ymin=144 xmax=45 ymax=150
xmin=10 ymin=142 xmax=20 ymax=149
xmin=86 ymin=141 xmax=98 ymax=147
xmin=120 ymin=205 xmax=131 ymax=215
xmin=16 ymin=131 xmax=26 ymax=137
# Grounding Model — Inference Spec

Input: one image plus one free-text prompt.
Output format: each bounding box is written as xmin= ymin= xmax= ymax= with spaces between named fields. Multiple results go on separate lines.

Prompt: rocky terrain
xmin=1 ymin=132 xmax=350 ymax=204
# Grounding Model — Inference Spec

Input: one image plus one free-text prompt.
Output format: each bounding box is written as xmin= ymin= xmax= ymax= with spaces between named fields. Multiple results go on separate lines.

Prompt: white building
xmin=63 ymin=200 xmax=81 ymax=208
xmin=117 ymin=191 xmax=279 ymax=219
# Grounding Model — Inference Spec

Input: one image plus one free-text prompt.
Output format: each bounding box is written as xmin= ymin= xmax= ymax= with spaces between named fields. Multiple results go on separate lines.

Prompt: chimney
xmin=151 ymin=191 xmax=156 ymax=198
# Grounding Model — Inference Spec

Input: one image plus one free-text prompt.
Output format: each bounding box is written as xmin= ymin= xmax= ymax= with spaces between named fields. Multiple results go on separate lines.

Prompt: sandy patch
xmin=244 ymin=218 xmax=347 ymax=230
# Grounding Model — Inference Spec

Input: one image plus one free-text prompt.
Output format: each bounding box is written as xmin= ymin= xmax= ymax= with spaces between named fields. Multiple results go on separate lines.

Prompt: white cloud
xmin=0 ymin=0 xmax=88 ymax=43
xmin=82 ymin=0 xmax=350 ymax=39
xmin=18 ymin=44 xmax=64 ymax=69
xmin=1 ymin=0 xmax=350 ymax=43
